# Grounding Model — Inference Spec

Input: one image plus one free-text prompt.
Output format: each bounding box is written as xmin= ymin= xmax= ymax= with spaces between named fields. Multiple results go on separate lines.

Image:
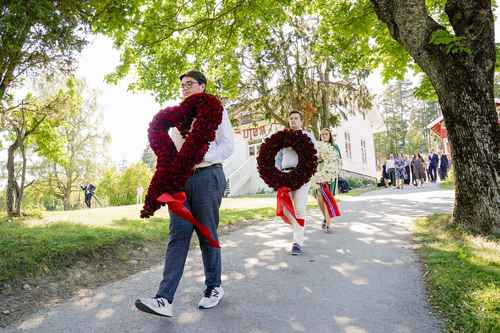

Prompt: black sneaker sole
xmin=135 ymin=299 xmax=172 ymax=317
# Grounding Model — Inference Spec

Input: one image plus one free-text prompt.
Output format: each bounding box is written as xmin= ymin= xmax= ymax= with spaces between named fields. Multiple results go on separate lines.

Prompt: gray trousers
xmin=156 ymin=164 xmax=226 ymax=302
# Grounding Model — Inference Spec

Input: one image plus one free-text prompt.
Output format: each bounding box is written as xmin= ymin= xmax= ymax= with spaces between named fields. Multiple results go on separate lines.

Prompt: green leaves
xmin=430 ymin=29 xmax=472 ymax=55
xmin=0 ymin=1 xmax=90 ymax=99
xmin=97 ymin=163 xmax=152 ymax=206
xmin=414 ymin=76 xmax=438 ymax=103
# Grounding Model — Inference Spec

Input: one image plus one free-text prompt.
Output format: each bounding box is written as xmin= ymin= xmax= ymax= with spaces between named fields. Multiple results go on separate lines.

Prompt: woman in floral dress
xmin=311 ymin=128 xmax=342 ymax=233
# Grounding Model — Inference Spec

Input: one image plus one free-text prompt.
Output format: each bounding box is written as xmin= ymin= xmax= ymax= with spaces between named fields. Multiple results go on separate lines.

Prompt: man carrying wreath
xmin=275 ymin=111 xmax=317 ymax=255
xmin=135 ymin=70 xmax=234 ymax=317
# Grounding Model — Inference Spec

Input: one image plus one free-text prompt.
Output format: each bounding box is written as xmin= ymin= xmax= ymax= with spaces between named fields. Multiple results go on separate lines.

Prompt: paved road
xmin=4 ymin=184 xmax=453 ymax=333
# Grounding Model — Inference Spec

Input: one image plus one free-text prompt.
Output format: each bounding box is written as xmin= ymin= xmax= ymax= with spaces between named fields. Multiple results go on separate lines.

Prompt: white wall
xmin=223 ymin=136 xmax=272 ymax=196
xmin=225 ymin=112 xmax=378 ymax=196
xmin=332 ymin=112 xmax=378 ymax=179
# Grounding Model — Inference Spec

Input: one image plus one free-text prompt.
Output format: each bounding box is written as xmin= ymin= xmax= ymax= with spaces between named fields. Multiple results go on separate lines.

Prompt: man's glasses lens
xmin=181 ymin=81 xmax=198 ymax=89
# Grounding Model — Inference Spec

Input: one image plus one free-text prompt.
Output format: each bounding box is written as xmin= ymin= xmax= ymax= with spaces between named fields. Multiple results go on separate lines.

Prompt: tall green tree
xmin=4 ymin=88 xmax=68 ymax=216
xmin=141 ymin=145 xmax=156 ymax=170
xmin=1 ymin=1 xmax=86 ymax=104
xmin=46 ymin=78 xmax=110 ymax=210
xmin=234 ymin=15 xmax=372 ymax=135
xmin=0 ymin=1 xmax=131 ymax=116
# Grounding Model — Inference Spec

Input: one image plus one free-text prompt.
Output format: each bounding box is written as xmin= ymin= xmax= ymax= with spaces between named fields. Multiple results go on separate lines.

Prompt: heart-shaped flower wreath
xmin=141 ymin=93 xmax=223 ymax=247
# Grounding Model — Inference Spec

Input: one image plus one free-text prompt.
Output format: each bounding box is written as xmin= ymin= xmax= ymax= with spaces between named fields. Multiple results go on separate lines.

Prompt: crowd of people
xmin=379 ymin=150 xmax=450 ymax=189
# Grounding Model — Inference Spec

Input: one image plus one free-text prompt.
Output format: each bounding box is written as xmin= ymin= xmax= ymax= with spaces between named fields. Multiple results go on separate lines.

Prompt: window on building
xmin=240 ymin=113 xmax=252 ymax=125
xmin=249 ymin=146 xmax=255 ymax=156
xmin=361 ymin=139 xmax=367 ymax=164
xmin=344 ymin=132 xmax=352 ymax=159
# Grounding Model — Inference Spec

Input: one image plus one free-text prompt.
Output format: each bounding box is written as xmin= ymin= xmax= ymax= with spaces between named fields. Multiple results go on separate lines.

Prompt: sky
xmin=75 ymin=9 xmax=500 ymax=166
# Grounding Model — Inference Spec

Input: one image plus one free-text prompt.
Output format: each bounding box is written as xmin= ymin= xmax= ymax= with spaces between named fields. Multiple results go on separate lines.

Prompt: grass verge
xmin=439 ymin=168 xmax=455 ymax=190
xmin=414 ymin=214 xmax=500 ymax=332
xmin=0 ymin=206 xmax=277 ymax=284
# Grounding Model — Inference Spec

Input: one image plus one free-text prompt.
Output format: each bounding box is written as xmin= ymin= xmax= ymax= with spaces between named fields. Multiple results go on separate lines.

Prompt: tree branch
xmin=370 ymin=0 xmax=444 ymax=55
xmin=445 ymin=0 xmax=495 ymax=64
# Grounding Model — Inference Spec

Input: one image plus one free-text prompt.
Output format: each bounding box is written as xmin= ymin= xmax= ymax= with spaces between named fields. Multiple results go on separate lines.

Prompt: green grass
xmin=0 ymin=218 xmax=168 ymax=283
xmin=440 ymin=180 xmax=455 ymax=190
xmin=440 ymin=168 xmax=455 ymax=190
xmin=340 ymin=186 xmax=377 ymax=197
xmin=0 ymin=207 xmax=279 ymax=284
xmin=414 ymin=214 xmax=500 ymax=332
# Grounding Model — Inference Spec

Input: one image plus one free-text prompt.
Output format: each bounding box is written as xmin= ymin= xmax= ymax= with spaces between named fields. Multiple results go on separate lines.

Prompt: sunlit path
xmin=5 ymin=186 xmax=452 ymax=333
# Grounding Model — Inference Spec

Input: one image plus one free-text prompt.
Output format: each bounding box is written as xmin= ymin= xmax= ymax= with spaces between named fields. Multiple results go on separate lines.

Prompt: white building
xmin=223 ymin=108 xmax=384 ymax=197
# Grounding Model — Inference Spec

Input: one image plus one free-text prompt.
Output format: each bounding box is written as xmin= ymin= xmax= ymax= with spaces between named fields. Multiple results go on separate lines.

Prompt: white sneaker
xmin=198 ymin=287 xmax=224 ymax=309
xmin=135 ymin=297 xmax=173 ymax=317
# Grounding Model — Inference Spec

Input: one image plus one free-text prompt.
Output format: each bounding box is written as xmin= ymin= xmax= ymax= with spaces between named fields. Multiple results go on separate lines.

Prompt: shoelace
xmin=154 ymin=297 xmax=167 ymax=307
xmin=204 ymin=288 xmax=218 ymax=298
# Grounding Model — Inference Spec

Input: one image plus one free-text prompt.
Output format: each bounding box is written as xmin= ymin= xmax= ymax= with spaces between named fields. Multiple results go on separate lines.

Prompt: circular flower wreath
xmin=257 ymin=129 xmax=318 ymax=191
xmin=141 ymin=93 xmax=223 ymax=218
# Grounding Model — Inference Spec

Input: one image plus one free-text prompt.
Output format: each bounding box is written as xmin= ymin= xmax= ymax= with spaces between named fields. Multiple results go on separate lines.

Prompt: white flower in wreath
xmin=310 ymin=141 xmax=341 ymax=191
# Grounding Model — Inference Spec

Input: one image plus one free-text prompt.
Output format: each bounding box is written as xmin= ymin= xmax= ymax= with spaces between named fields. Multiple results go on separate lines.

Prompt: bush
xmin=345 ymin=176 xmax=374 ymax=189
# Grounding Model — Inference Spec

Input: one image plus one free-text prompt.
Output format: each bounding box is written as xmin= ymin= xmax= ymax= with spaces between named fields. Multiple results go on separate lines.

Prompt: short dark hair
xmin=288 ymin=110 xmax=303 ymax=120
xmin=179 ymin=70 xmax=207 ymax=85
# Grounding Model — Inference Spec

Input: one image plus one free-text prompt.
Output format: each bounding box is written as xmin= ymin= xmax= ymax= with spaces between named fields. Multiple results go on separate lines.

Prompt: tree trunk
xmin=433 ymin=63 xmax=500 ymax=233
xmin=14 ymin=144 xmax=28 ymax=216
xmin=6 ymin=138 xmax=20 ymax=217
xmin=370 ymin=0 xmax=500 ymax=234
xmin=63 ymin=176 xmax=72 ymax=210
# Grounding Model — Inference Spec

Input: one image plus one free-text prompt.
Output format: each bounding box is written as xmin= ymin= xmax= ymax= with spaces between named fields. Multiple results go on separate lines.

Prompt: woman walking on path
xmin=386 ymin=154 xmax=396 ymax=187
xmin=439 ymin=151 xmax=450 ymax=180
xmin=418 ymin=153 xmax=427 ymax=184
xmin=311 ymin=128 xmax=342 ymax=233
xmin=395 ymin=154 xmax=407 ymax=189
xmin=411 ymin=154 xmax=424 ymax=186
xmin=404 ymin=154 xmax=411 ymax=185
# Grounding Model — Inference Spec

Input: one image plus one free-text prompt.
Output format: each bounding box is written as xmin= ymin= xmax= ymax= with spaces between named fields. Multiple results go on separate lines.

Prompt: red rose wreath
xmin=257 ymin=129 xmax=318 ymax=225
xmin=141 ymin=93 xmax=223 ymax=248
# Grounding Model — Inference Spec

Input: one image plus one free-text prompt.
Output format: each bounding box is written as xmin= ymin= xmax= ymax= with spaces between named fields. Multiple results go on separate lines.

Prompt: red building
xmin=427 ymin=99 xmax=500 ymax=155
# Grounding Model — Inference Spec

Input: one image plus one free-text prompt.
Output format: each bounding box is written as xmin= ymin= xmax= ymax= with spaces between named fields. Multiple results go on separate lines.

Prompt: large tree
xmin=0 ymin=1 xmax=87 ymax=104
xmin=46 ymin=78 xmax=110 ymax=210
xmin=367 ymin=1 xmax=500 ymax=233
xmin=234 ymin=15 xmax=372 ymax=135
xmin=4 ymin=89 xmax=68 ymax=216
xmin=95 ymin=0 xmax=499 ymax=233
xmin=0 ymin=1 xmax=130 ymax=115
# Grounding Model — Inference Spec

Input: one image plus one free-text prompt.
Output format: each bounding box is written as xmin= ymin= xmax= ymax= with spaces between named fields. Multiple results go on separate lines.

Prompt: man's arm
xmin=204 ymin=109 xmax=235 ymax=163
xmin=275 ymin=149 xmax=283 ymax=170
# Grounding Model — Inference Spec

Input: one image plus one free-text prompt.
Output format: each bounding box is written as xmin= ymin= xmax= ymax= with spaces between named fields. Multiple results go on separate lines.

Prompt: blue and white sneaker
xmin=290 ymin=243 xmax=303 ymax=255
xmin=198 ymin=287 xmax=224 ymax=309
xmin=135 ymin=297 xmax=173 ymax=317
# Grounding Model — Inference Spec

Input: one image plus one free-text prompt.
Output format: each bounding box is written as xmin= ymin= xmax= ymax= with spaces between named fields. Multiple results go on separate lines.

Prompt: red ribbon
xmin=276 ymin=187 xmax=304 ymax=226
xmin=320 ymin=183 xmax=341 ymax=218
xmin=157 ymin=192 xmax=221 ymax=248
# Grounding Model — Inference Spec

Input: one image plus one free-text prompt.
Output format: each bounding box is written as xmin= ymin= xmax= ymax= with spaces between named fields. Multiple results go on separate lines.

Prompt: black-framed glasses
xmin=180 ymin=80 xmax=199 ymax=89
